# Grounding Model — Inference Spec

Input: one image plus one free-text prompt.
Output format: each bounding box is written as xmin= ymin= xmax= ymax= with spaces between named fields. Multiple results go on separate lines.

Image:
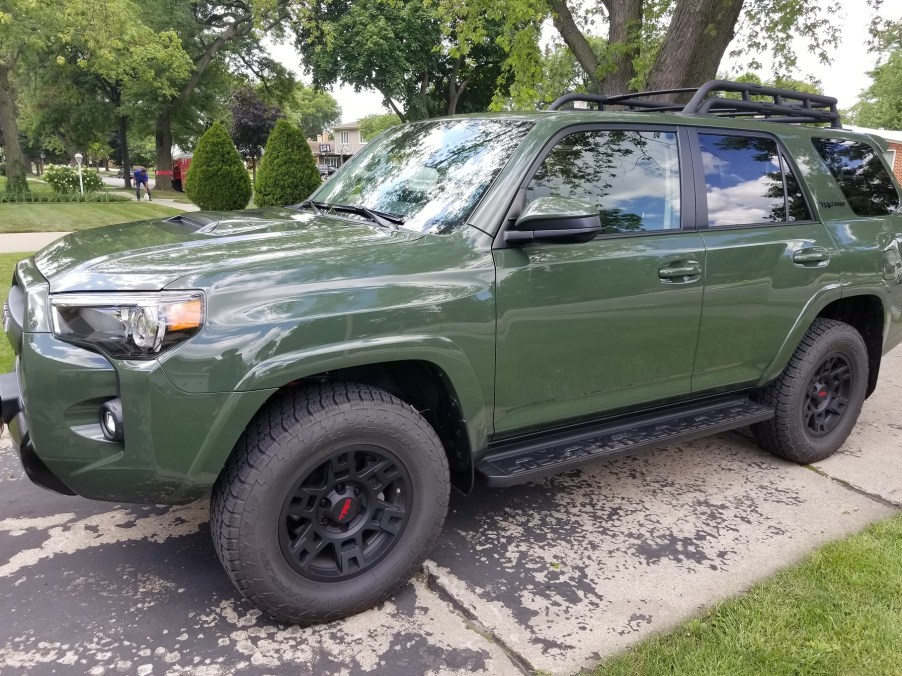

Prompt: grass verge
xmin=0 ymin=202 xmax=182 ymax=233
xmin=594 ymin=513 xmax=902 ymax=676
xmin=0 ymin=252 xmax=31 ymax=373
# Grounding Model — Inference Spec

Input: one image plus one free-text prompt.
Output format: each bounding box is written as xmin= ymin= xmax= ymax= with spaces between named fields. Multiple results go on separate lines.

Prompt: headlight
xmin=50 ymin=291 xmax=204 ymax=359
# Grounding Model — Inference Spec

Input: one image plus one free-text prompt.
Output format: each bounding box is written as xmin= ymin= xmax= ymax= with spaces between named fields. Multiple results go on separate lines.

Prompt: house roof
xmin=332 ymin=120 xmax=362 ymax=131
xmin=844 ymin=125 xmax=902 ymax=145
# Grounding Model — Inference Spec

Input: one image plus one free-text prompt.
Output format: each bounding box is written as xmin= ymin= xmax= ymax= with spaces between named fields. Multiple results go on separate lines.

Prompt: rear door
xmin=689 ymin=129 xmax=841 ymax=393
xmin=493 ymin=126 xmax=706 ymax=436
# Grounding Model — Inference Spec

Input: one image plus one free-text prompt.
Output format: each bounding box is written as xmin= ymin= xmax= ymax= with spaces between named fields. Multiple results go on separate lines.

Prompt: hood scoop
xmin=165 ymin=213 xmax=286 ymax=236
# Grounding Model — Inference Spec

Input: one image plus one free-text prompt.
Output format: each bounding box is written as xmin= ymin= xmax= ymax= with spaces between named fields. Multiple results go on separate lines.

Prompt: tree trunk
xmin=118 ymin=114 xmax=132 ymax=189
xmin=0 ymin=64 xmax=29 ymax=193
xmin=447 ymin=56 xmax=468 ymax=115
xmin=155 ymin=108 xmax=173 ymax=192
xmin=601 ymin=0 xmax=643 ymax=95
xmin=547 ymin=0 xmax=601 ymax=94
xmin=646 ymin=0 xmax=746 ymax=95
xmin=251 ymin=155 xmax=256 ymax=183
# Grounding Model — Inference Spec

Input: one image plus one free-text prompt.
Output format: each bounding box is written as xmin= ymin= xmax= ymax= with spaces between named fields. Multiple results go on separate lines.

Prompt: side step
xmin=476 ymin=396 xmax=773 ymax=487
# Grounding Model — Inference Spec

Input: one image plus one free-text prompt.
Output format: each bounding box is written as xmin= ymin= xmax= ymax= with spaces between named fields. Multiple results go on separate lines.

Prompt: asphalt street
xmin=1 ymin=348 xmax=899 ymax=675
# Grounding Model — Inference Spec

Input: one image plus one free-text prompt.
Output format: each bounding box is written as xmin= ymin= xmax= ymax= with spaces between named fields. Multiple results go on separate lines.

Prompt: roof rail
xmin=548 ymin=79 xmax=841 ymax=128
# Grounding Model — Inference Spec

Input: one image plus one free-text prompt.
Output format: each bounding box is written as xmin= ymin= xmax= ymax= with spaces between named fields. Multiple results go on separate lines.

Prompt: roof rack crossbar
xmin=698 ymin=97 xmax=840 ymax=124
xmin=547 ymin=78 xmax=842 ymax=127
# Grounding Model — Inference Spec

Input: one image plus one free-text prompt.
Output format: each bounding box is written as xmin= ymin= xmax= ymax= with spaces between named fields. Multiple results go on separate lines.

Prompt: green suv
xmin=3 ymin=81 xmax=901 ymax=623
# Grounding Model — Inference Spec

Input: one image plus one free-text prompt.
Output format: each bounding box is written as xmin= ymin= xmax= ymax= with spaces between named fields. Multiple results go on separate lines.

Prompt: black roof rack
xmin=548 ymin=79 xmax=841 ymax=128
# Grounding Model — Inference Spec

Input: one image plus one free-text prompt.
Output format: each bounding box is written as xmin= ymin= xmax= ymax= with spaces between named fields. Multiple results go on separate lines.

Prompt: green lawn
xmin=595 ymin=513 xmax=902 ymax=676
xmin=0 ymin=202 xmax=182 ymax=233
xmin=0 ymin=252 xmax=30 ymax=373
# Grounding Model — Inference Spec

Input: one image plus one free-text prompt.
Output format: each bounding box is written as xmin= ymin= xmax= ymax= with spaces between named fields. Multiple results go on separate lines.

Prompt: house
xmin=844 ymin=125 xmax=902 ymax=183
xmin=308 ymin=120 xmax=368 ymax=170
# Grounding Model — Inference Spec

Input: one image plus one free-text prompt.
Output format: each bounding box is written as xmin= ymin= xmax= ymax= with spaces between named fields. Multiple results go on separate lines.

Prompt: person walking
xmin=133 ymin=166 xmax=152 ymax=201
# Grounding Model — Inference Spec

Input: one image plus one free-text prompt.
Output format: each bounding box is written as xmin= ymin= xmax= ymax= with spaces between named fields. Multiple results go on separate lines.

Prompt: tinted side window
xmin=526 ymin=130 xmax=681 ymax=233
xmin=782 ymin=155 xmax=812 ymax=222
xmin=699 ymin=134 xmax=790 ymax=226
xmin=811 ymin=138 xmax=899 ymax=217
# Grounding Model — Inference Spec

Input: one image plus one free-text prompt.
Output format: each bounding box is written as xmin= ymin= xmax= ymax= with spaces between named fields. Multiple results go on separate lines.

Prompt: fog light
xmin=99 ymin=398 xmax=124 ymax=442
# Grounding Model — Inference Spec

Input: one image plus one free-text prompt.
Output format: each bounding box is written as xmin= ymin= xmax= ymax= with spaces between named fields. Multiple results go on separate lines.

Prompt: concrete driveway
xmin=1 ymin=349 xmax=899 ymax=675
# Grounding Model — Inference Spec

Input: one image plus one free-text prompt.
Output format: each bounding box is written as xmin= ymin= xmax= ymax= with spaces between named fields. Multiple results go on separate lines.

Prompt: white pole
xmin=75 ymin=152 xmax=84 ymax=195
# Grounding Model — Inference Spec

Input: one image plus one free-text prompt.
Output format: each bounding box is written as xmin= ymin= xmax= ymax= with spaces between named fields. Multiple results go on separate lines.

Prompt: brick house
xmin=845 ymin=125 xmax=902 ymax=184
xmin=308 ymin=121 xmax=368 ymax=170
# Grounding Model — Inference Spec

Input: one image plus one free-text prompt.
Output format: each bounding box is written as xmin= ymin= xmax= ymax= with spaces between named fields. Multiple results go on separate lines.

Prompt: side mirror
xmin=505 ymin=196 xmax=602 ymax=244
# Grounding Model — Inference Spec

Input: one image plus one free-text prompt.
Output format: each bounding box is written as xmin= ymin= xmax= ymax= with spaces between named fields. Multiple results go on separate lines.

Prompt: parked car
xmin=3 ymin=80 xmax=901 ymax=625
xmin=317 ymin=164 xmax=337 ymax=179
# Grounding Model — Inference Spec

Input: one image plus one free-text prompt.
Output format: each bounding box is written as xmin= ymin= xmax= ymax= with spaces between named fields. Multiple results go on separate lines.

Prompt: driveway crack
xmin=806 ymin=465 xmax=902 ymax=509
xmin=425 ymin=569 xmax=536 ymax=675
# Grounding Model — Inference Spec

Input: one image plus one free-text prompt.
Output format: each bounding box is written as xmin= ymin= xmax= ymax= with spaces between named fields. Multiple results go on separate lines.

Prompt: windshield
xmin=312 ymin=119 xmax=533 ymax=234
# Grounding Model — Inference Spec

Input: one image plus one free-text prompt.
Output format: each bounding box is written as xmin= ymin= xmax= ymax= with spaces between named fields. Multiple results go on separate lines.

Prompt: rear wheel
xmin=752 ymin=318 xmax=868 ymax=464
xmin=211 ymin=382 xmax=450 ymax=624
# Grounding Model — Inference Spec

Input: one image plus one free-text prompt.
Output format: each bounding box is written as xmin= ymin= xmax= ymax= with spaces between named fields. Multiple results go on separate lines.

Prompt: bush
xmin=43 ymin=164 xmax=105 ymax=193
xmin=0 ymin=190 xmax=127 ymax=203
xmin=185 ymin=122 xmax=252 ymax=211
xmin=254 ymin=119 xmax=321 ymax=208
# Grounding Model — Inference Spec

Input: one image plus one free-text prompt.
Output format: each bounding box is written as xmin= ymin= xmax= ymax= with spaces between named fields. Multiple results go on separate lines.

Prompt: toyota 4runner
xmin=3 ymin=80 xmax=901 ymax=623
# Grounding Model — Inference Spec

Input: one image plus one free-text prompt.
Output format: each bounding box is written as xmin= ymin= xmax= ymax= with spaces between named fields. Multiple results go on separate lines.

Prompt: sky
xmin=267 ymin=1 xmax=902 ymax=123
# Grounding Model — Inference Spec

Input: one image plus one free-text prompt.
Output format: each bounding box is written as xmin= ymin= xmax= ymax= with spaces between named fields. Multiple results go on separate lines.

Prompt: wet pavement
xmin=1 ymin=349 xmax=899 ymax=675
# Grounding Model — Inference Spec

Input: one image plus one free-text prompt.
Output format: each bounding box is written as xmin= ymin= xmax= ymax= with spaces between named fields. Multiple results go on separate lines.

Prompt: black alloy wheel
xmin=279 ymin=446 xmax=412 ymax=581
xmin=752 ymin=318 xmax=868 ymax=464
xmin=210 ymin=382 xmax=450 ymax=624
xmin=804 ymin=354 xmax=853 ymax=437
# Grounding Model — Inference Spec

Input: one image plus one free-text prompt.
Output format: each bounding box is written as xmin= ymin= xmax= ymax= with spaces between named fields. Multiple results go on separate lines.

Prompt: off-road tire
xmin=751 ymin=318 xmax=868 ymax=464
xmin=210 ymin=382 xmax=450 ymax=624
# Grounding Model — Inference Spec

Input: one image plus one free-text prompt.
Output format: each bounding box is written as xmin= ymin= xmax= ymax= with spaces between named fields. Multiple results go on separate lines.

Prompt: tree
xmin=0 ymin=0 xmax=63 ymax=192
xmin=253 ymin=119 xmax=320 ymax=207
xmin=54 ymin=1 xmax=192 ymax=189
xmin=295 ymin=0 xmax=515 ymax=119
xmin=146 ymin=0 xmax=292 ymax=191
xmin=850 ymin=22 xmax=902 ymax=129
xmin=228 ymin=85 xmax=282 ymax=181
xmin=454 ymin=0 xmax=873 ymax=107
xmin=185 ymin=122 xmax=251 ymax=210
xmin=359 ymin=113 xmax=402 ymax=141
xmin=288 ymin=84 xmax=341 ymax=139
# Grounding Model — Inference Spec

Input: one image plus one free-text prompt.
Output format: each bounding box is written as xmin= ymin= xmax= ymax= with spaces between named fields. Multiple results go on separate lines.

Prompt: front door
xmin=493 ymin=126 xmax=705 ymax=437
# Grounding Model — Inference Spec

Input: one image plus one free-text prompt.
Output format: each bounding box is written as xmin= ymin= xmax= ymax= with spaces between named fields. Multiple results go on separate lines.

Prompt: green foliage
xmin=0 ymin=190 xmax=127 ymax=203
xmin=185 ymin=122 xmax=252 ymax=210
xmin=359 ymin=113 xmax=402 ymax=141
xmin=849 ymin=22 xmax=902 ymax=129
xmin=288 ymin=84 xmax=341 ymax=139
xmin=254 ymin=119 xmax=320 ymax=207
xmin=129 ymin=137 xmax=157 ymax=168
xmin=43 ymin=165 xmax=105 ymax=193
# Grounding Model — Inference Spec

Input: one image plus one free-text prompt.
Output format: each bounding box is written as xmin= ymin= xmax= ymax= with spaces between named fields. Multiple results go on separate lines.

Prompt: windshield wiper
xmin=288 ymin=199 xmax=328 ymax=214
xmin=322 ymin=203 xmax=404 ymax=230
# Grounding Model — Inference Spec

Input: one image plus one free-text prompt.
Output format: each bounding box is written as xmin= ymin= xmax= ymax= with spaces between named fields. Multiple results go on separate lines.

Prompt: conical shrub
xmin=254 ymin=119 xmax=321 ymax=207
xmin=185 ymin=122 xmax=252 ymax=210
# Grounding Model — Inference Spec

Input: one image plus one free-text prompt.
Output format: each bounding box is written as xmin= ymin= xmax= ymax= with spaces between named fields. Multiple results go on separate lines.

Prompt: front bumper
xmin=0 ymin=370 xmax=75 ymax=495
xmin=2 ymin=258 xmax=274 ymax=505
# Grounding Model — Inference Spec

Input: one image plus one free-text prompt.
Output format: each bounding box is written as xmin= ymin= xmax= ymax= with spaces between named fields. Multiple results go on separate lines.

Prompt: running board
xmin=476 ymin=396 xmax=773 ymax=487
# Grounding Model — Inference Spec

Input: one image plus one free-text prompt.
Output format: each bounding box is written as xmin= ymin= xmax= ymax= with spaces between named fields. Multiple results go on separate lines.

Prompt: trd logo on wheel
xmin=338 ymin=499 xmax=353 ymax=521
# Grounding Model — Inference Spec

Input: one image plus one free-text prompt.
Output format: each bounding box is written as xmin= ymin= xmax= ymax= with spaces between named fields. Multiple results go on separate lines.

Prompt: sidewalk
xmin=0 ymin=199 xmax=198 ymax=254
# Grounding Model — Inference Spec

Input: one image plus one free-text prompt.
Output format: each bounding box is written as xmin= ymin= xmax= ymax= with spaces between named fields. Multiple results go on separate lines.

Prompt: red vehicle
xmin=161 ymin=154 xmax=192 ymax=192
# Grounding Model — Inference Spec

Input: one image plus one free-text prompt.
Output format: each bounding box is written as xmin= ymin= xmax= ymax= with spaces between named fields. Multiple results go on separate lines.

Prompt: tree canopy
xmin=287 ymin=84 xmax=341 ymax=139
xmin=850 ymin=21 xmax=902 ymax=129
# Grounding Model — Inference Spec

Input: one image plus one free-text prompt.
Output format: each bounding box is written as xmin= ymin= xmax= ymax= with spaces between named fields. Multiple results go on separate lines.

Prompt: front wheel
xmin=752 ymin=318 xmax=868 ymax=464
xmin=211 ymin=382 xmax=450 ymax=624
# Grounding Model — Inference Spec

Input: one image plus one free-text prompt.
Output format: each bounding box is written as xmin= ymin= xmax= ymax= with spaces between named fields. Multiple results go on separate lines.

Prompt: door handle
xmin=658 ymin=261 xmax=702 ymax=283
xmin=792 ymin=246 xmax=830 ymax=266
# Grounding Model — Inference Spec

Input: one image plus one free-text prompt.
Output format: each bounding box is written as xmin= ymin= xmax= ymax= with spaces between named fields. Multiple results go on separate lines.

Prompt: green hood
xmin=34 ymin=208 xmax=422 ymax=293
